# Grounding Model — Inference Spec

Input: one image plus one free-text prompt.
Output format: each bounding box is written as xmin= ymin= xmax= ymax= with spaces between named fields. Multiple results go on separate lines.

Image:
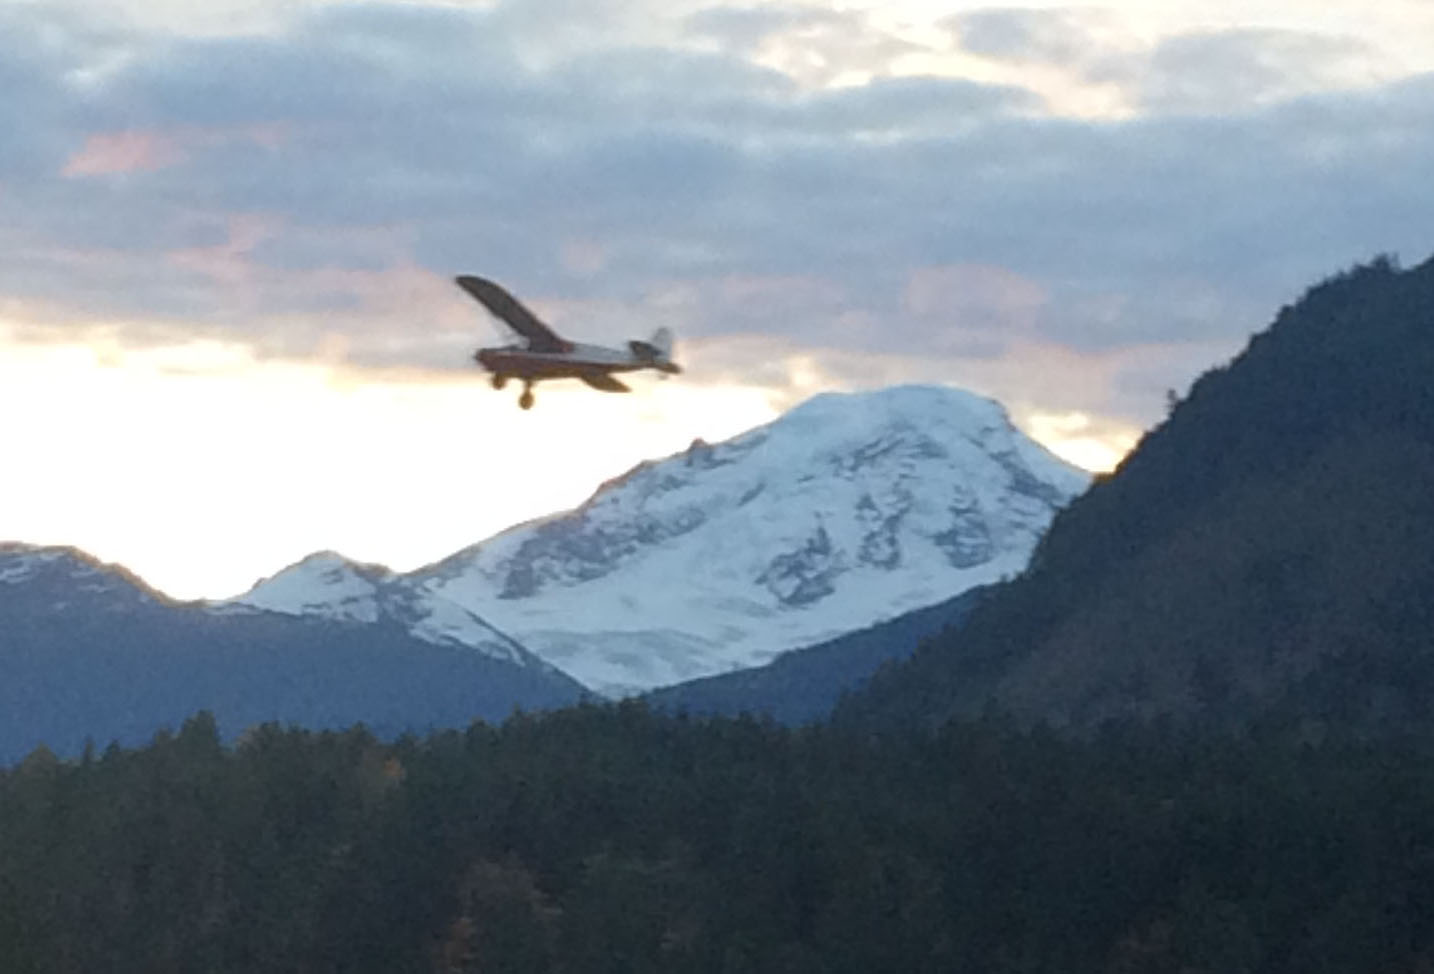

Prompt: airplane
xmin=457 ymin=275 xmax=682 ymax=409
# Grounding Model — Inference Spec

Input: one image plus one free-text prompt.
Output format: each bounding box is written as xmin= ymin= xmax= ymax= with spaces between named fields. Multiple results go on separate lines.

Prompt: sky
xmin=2 ymin=0 xmax=1431 ymax=599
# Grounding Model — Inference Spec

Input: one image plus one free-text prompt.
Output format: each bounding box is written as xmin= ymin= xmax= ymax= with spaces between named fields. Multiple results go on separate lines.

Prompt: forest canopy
xmin=5 ymin=705 xmax=1434 ymax=973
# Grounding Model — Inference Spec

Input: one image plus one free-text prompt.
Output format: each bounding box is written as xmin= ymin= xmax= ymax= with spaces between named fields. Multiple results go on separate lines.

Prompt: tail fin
xmin=629 ymin=327 xmax=675 ymax=362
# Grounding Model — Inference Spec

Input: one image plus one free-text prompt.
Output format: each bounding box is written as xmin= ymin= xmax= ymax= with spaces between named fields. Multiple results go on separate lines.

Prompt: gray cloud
xmin=1139 ymin=29 xmax=1381 ymax=113
xmin=949 ymin=10 xmax=1388 ymax=115
xmin=1 ymin=2 xmax=1432 ymax=434
xmin=686 ymin=4 xmax=835 ymax=49
xmin=948 ymin=7 xmax=1108 ymax=67
xmin=0 ymin=8 xmax=115 ymax=177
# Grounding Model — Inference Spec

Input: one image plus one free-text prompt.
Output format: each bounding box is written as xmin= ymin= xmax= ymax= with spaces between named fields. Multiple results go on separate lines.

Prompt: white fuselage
xmin=474 ymin=342 xmax=680 ymax=381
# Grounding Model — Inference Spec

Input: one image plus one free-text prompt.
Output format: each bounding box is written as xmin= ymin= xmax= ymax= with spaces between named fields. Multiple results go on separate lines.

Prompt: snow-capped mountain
xmin=236 ymin=551 xmax=535 ymax=667
xmin=0 ymin=544 xmax=584 ymax=762
xmin=238 ymin=384 xmax=1089 ymax=696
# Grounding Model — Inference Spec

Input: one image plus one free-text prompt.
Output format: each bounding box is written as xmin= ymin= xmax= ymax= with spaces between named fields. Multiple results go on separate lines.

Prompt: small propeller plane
xmin=457 ymin=275 xmax=682 ymax=409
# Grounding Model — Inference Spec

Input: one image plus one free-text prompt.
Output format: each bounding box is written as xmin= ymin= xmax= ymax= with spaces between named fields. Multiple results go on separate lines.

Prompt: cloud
xmin=1138 ymin=28 xmax=1384 ymax=114
xmin=948 ymin=7 xmax=1120 ymax=68
xmin=62 ymin=130 xmax=187 ymax=176
xmin=686 ymin=4 xmax=925 ymax=86
xmin=1 ymin=1 xmax=1433 ymax=438
xmin=947 ymin=10 xmax=1393 ymax=116
xmin=904 ymin=264 xmax=1045 ymax=338
xmin=61 ymin=124 xmax=287 ymax=176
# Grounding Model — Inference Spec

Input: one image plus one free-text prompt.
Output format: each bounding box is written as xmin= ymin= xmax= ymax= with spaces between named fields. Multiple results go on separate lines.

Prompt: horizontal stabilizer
xmin=580 ymin=373 xmax=631 ymax=393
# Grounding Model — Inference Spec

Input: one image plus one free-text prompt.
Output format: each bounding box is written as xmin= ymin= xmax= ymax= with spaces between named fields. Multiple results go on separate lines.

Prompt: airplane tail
xmin=629 ymin=328 xmax=679 ymax=372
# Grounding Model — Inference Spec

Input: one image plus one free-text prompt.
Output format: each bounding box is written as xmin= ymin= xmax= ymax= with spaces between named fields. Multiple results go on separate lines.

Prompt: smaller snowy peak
xmin=237 ymin=551 xmax=395 ymax=624
xmin=230 ymin=551 xmax=539 ymax=668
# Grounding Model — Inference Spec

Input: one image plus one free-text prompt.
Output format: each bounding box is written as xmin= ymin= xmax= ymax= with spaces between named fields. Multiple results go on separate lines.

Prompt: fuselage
xmin=474 ymin=342 xmax=681 ymax=380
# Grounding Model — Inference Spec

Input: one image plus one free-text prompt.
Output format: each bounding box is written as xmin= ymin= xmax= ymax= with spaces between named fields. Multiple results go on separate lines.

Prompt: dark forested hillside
xmin=7 ymin=706 xmax=1434 ymax=974
xmin=842 ymin=254 xmax=1434 ymax=732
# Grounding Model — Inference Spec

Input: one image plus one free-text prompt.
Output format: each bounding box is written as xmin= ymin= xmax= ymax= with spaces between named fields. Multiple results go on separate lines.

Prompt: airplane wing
xmin=579 ymin=373 xmax=631 ymax=393
xmin=455 ymin=275 xmax=573 ymax=353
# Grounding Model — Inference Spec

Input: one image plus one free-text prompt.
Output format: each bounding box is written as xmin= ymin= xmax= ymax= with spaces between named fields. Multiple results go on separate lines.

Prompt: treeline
xmin=5 ymin=704 xmax=1434 ymax=973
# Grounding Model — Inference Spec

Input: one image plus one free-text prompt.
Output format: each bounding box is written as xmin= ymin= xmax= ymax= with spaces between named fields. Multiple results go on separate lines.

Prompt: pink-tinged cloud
xmin=166 ymin=213 xmax=283 ymax=287
xmin=62 ymin=124 xmax=290 ymax=178
xmin=904 ymin=264 xmax=1048 ymax=330
xmin=62 ymin=131 xmax=187 ymax=177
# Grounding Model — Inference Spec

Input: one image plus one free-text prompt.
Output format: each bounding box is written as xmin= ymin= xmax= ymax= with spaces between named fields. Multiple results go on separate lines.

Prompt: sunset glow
xmin=2 ymin=0 xmax=1430 ymax=596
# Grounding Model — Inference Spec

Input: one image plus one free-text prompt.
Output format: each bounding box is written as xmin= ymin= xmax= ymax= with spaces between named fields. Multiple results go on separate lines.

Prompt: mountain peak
xmin=0 ymin=542 xmax=170 ymax=605
xmin=781 ymin=383 xmax=1006 ymax=425
xmin=415 ymin=382 xmax=1088 ymax=694
xmin=238 ymin=550 xmax=394 ymax=623
xmin=577 ymin=383 xmax=1080 ymax=513
xmin=232 ymin=549 xmax=548 ymax=670
xmin=224 ymin=383 xmax=1086 ymax=696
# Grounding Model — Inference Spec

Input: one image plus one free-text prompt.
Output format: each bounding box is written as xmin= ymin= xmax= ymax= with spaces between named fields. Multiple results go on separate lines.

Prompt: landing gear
xmin=518 ymin=384 xmax=535 ymax=410
xmin=491 ymin=374 xmax=508 ymax=390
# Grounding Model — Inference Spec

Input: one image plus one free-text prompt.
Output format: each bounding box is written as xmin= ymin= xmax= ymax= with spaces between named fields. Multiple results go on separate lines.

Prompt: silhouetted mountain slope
xmin=841 ymin=254 xmax=1434 ymax=732
xmin=0 ymin=545 xmax=585 ymax=762
xmin=643 ymin=586 xmax=988 ymax=724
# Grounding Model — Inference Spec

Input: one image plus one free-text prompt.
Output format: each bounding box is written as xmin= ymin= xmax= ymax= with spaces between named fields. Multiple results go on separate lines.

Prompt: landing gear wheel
xmin=492 ymin=374 xmax=508 ymax=390
xmin=519 ymin=388 xmax=535 ymax=410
